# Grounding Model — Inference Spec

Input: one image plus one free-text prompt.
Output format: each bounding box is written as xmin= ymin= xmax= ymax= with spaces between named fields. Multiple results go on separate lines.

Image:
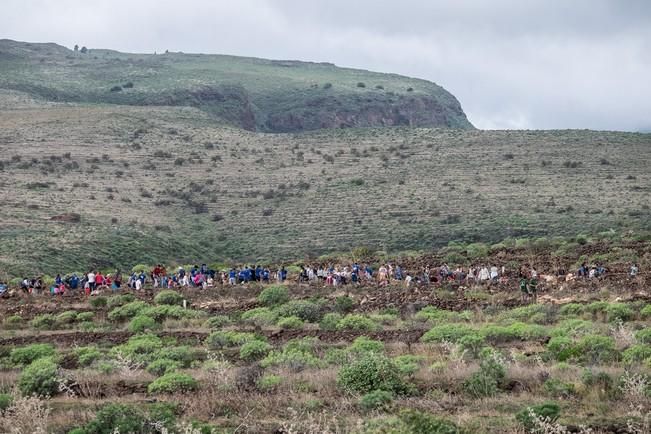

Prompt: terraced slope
xmin=0 ymin=90 xmax=650 ymax=275
xmin=0 ymin=39 xmax=472 ymax=132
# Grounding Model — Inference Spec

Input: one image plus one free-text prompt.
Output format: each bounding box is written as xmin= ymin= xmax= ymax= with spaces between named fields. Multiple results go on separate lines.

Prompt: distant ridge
xmin=0 ymin=39 xmax=473 ymax=132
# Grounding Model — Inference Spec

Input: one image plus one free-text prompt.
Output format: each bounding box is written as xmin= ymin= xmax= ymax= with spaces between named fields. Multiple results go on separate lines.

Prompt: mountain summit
xmin=0 ymin=39 xmax=473 ymax=132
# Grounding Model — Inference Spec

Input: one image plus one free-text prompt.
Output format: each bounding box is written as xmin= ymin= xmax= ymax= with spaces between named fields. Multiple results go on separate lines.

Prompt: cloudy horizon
xmin=2 ymin=0 xmax=650 ymax=131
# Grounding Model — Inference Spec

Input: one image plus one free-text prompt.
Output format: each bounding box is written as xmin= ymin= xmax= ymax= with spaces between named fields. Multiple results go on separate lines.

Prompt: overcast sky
xmin=2 ymin=0 xmax=650 ymax=131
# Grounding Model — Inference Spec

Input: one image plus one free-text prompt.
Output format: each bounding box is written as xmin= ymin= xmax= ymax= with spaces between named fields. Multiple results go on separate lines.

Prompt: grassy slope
xmin=0 ymin=39 xmax=472 ymax=131
xmin=0 ymin=90 xmax=650 ymax=276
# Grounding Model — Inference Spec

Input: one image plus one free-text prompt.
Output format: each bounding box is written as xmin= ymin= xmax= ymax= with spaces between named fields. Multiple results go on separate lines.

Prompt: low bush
xmin=392 ymin=355 xmax=422 ymax=376
xmin=261 ymin=338 xmax=322 ymax=370
xmin=107 ymin=294 xmax=135 ymax=308
xmin=550 ymin=319 xmax=593 ymax=337
xmin=56 ymin=310 xmax=78 ymax=325
xmin=18 ymin=357 xmax=58 ymax=397
xmin=336 ymin=314 xmax=377 ymax=332
xmin=605 ymin=303 xmax=633 ymax=322
xmin=206 ymin=315 xmax=231 ymax=329
xmin=635 ymin=328 xmax=651 ymax=344
xmin=481 ymin=322 xmax=547 ymax=343
xmin=240 ymin=340 xmax=272 ymax=361
xmin=398 ymin=409 xmax=460 ymax=434
xmin=10 ymin=343 xmax=55 ymax=366
xmin=0 ymin=393 xmax=12 ymax=412
xmin=515 ymin=402 xmax=561 ymax=432
xmin=76 ymin=312 xmax=95 ymax=322
xmin=148 ymin=372 xmax=198 ymax=394
xmin=81 ymin=403 xmax=146 ymax=434
xmin=319 ymin=312 xmax=342 ymax=331
xmin=141 ymin=305 xmax=198 ymax=321
xmin=128 ymin=315 xmax=159 ymax=333
xmin=622 ymin=344 xmax=651 ymax=364
xmin=154 ymin=290 xmax=184 ymax=306
xmin=31 ymin=314 xmax=56 ymax=330
xmin=3 ymin=315 xmax=23 ymax=329
xmin=113 ymin=334 xmax=163 ymax=363
xmin=74 ymin=346 xmax=102 ymax=367
xmin=257 ymin=374 xmax=282 ymax=392
xmin=146 ymin=358 xmax=181 ymax=376
xmin=276 ymin=300 xmax=322 ymax=322
xmin=348 ymin=336 xmax=384 ymax=354
xmin=337 ymin=352 xmax=411 ymax=395
xmin=458 ymin=334 xmax=486 ymax=358
xmin=89 ymin=296 xmax=108 ymax=309
xmin=640 ymin=304 xmax=651 ymax=319
xmin=258 ymin=285 xmax=289 ymax=306
xmin=205 ymin=331 xmax=259 ymax=349
xmin=543 ymin=378 xmax=576 ymax=398
xmin=107 ymin=301 xmax=148 ymax=321
xmin=241 ymin=307 xmax=278 ymax=326
xmin=277 ymin=315 xmax=304 ymax=329
xmin=576 ymin=334 xmax=617 ymax=364
xmin=546 ymin=336 xmax=579 ymax=361
xmin=334 ymin=296 xmax=355 ymax=313
xmin=421 ymin=324 xmax=476 ymax=343
xmin=359 ymin=390 xmax=393 ymax=411
xmin=559 ymin=303 xmax=585 ymax=316
xmin=415 ymin=306 xmax=459 ymax=322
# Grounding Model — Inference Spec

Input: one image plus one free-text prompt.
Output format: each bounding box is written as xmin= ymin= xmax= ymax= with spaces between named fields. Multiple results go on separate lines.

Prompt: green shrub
xmin=206 ymin=315 xmax=231 ymax=329
xmin=635 ymin=328 xmax=651 ymax=344
xmin=3 ymin=315 xmax=23 ymax=329
xmin=258 ymin=285 xmax=289 ymax=306
xmin=319 ymin=312 xmax=342 ymax=331
xmin=257 ymin=374 xmax=282 ymax=392
xmin=393 ymin=355 xmax=422 ymax=376
xmin=128 ymin=315 xmax=160 ymax=333
xmin=586 ymin=301 xmax=609 ymax=316
xmin=415 ymin=306 xmax=459 ymax=322
xmin=546 ymin=336 xmax=579 ymax=361
xmin=576 ymin=335 xmax=617 ymax=364
xmin=463 ymin=371 xmax=498 ymax=398
xmin=640 ymin=304 xmax=651 ymax=319
xmin=261 ymin=337 xmax=323 ymax=370
xmin=359 ymin=390 xmax=393 ymax=411
xmin=205 ymin=331 xmax=259 ymax=349
xmin=0 ymin=393 xmax=12 ymax=412
xmin=55 ymin=311 xmax=78 ymax=325
xmin=240 ymin=340 xmax=272 ymax=361
xmin=559 ymin=303 xmax=585 ymax=316
xmin=581 ymin=369 xmax=614 ymax=393
xmin=154 ymin=290 xmax=184 ymax=306
xmin=82 ymin=403 xmax=146 ymax=434
xmin=623 ymin=345 xmax=651 ymax=364
xmin=89 ymin=296 xmax=108 ymax=309
xmin=156 ymin=346 xmax=198 ymax=367
xmin=18 ymin=357 xmax=58 ymax=396
xmin=516 ymin=402 xmax=560 ymax=431
xmin=481 ymin=322 xmax=547 ymax=343
xmin=10 ymin=343 xmax=55 ymax=366
xmin=399 ymin=409 xmax=461 ymax=434
xmin=141 ymin=305 xmax=198 ymax=321
xmin=605 ymin=303 xmax=633 ymax=322
xmin=107 ymin=294 xmax=135 ymax=308
xmin=107 ymin=301 xmax=148 ymax=321
xmin=74 ymin=346 xmax=102 ymax=367
xmin=276 ymin=300 xmax=322 ymax=322
xmin=277 ymin=315 xmax=304 ymax=329
xmin=112 ymin=334 xmax=163 ymax=363
xmin=458 ymin=334 xmax=486 ymax=358
xmin=241 ymin=307 xmax=278 ymax=326
xmin=337 ymin=353 xmax=411 ymax=395
xmin=76 ymin=312 xmax=95 ymax=322
xmin=334 ymin=296 xmax=355 ymax=313
xmin=466 ymin=242 xmax=489 ymax=259
xmin=349 ymin=336 xmax=384 ymax=354
xmin=336 ymin=314 xmax=377 ymax=332
xmin=31 ymin=314 xmax=56 ymax=330
xmin=543 ymin=378 xmax=576 ymax=398
xmin=421 ymin=324 xmax=475 ymax=343
xmin=148 ymin=372 xmax=198 ymax=394
xmin=550 ymin=319 xmax=593 ymax=337
xmin=146 ymin=358 xmax=181 ymax=376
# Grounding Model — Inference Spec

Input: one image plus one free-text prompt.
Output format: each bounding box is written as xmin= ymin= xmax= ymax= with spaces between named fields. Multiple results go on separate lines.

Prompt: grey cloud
xmin=1 ymin=0 xmax=650 ymax=131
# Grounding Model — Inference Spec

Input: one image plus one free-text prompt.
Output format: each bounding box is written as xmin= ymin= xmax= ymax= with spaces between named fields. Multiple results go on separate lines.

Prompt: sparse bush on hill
xmin=128 ymin=314 xmax=159 ymax=333
xmin=336 ymin=314 xmax=377 ymax=332
xmin=240 ymin=340 xmax=272 ymax=361
xmin=258 ymin=285 xmax=289 ymax=306
xmin=148 ymin=372 xmax=198 ymax=394
xmin=154 ymin=290 xmax=184 ymax=306
xmin=18 ymin=357 xmax=59 ymax=397
xmin=337 ymin=352 xmax=411 ymax=395
xmin=10 ymin=344 xmax=55 ymax=366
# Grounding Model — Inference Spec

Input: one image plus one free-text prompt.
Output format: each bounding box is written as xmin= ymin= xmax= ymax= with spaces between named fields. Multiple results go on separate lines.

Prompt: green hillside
xmin=0 ymin=39 xmax=472 ymax=132
xmin=0 ymin=88 xmax=650 ymax=276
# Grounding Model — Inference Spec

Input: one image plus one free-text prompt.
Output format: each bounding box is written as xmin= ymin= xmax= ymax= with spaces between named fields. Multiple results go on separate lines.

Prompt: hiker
xmin=395 ymin=265 xmax=403 ymax=281
xmin=478 ymin=266 xmax=490 ymax=282
xmin=490 ymin=265 xmax=499 ymax=282
xmin=629 ymin=263 xmax=639 ymax=278
xmin=405 ymin=274 xmax=413 ymax=288
xmin=87 ymin=271 xmax=96 ymax=291
xmin=228 ymin=268 xmax=236 ymax=285
xmin=279 ymin=267 xmax=288 ymax=282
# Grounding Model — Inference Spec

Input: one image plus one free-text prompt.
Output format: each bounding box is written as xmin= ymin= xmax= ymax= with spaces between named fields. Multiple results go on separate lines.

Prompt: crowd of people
xmin=1 ymin=259 xmax=642 ymax=297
